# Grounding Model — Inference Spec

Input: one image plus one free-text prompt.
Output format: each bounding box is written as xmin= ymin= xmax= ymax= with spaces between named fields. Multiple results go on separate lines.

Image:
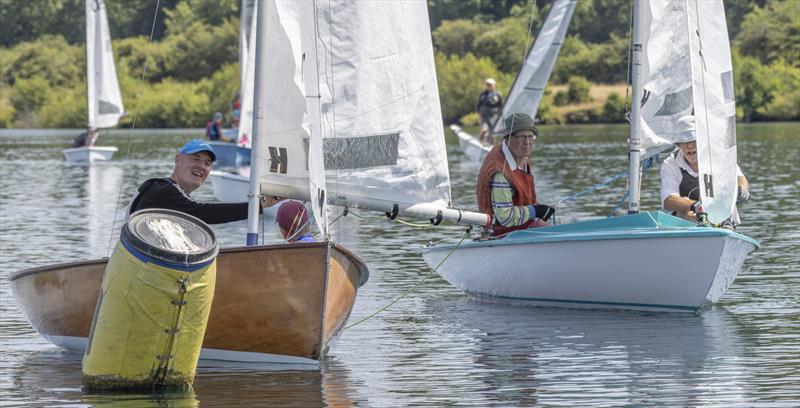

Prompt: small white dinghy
xmin=63 ymin=0 xmax=124 ymax=164
xmin=452 ymin=124 xmax=491 ymax=162
xmin=209 ymin=168 xmax=249 ymax=203
xmin=62 ymin=145 xmax=118 ymax=163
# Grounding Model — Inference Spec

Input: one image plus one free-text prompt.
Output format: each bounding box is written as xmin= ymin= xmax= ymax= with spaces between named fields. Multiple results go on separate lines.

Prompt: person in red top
xmin=476 ymin=113 xmax=555 ymax=237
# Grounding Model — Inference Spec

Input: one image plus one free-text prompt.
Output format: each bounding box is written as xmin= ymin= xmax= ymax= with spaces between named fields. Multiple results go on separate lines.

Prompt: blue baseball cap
xmin=179 ymin=139 xmax=217 ymax=162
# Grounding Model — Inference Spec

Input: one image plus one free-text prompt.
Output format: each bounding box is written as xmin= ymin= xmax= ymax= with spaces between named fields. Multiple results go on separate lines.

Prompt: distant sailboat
xmin=424 ymin=0 xmax=758 ymax=313
xmin=454 ymin=0 xmax=577 ymax=161
xmin=63 ymin=0 xmax=124 ymax=164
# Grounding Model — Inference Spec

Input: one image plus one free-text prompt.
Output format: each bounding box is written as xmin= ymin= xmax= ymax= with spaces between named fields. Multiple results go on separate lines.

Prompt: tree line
xmin=0 ymin=0 xmax=797 ymax=128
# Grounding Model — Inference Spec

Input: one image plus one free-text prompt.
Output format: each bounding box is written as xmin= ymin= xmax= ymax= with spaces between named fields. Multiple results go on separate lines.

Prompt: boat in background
xmin=63 ymin=0 xmax=124 ymax=164
xmin=209 ymin=167 xmax=249 ymax=202
xmin=423 ymin=0 xmax=758 ymax=314
xmin=454 ymin=0 xmax=577 ymax=160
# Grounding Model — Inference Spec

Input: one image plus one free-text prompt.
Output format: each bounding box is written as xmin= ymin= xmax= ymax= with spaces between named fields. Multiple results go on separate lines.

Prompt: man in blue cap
xmin=129 ymin=140 xmax=277 ymax=224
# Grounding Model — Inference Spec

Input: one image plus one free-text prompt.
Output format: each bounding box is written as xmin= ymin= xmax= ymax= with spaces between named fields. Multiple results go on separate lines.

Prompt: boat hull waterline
xmin=422 ymin=212 xmax=758 ymax=313
xmin=62 ymin=146 xmax=118 ymax=163
xmin=11 ymin=242 xmax=368 ymax=365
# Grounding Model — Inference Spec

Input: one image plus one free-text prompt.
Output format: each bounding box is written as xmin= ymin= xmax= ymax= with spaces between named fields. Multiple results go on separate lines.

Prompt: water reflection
xmin=425 ymin=298 xmax=749 ymax=406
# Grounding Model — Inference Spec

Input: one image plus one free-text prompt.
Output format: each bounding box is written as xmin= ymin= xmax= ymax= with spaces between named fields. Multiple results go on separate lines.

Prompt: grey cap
xmin=503 ymin=113 xmax=538 ymax=137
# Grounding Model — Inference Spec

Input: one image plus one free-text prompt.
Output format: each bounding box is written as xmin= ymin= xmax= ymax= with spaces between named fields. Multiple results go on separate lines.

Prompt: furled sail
xmin=499 ymin=0 xmax=577 ymax=128
xmin=257 ymin=0 xmax=452 ymax=212
xmin=638 ymin=0 xmax=738 ymax=223
xmin=85 ymin=0 xmax=124 ymax=130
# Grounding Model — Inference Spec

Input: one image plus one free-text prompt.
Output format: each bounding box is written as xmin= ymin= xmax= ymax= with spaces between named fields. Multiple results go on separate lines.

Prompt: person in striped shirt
xmin=476 ymin=113 xmax=555 ymax=237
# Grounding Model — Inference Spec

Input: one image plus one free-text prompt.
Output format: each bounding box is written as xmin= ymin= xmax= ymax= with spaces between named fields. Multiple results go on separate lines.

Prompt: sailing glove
xmin=530 ymin=204 xmax=555 ymax=222
xmin=737 ymin=186 xmax=750 ymax=204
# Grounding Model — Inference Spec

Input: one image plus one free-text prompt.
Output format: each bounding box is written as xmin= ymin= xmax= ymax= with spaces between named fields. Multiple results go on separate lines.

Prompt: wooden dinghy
xmin=10 ymin=242 xmax=368 ymax=365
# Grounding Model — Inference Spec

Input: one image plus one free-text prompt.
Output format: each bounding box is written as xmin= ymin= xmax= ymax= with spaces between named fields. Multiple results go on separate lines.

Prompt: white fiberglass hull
xmin=209 ymin=169 xmax=250 ymax=203
xmin=62 ymin=146 xmax=117 ymax=163
xmin=451 ymin=124 xmax=491 ymax=162
xmin=422 ymin=212 xmax=758 ymax=313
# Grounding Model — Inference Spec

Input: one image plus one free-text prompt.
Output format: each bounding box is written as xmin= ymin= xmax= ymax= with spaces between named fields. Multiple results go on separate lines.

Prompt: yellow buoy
xmin=82 ymin=209 xmax=218 ymax=391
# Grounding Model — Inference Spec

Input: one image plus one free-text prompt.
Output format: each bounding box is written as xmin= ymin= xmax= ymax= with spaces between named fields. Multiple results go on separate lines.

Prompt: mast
xmin=246 ymin=0 xmax=267 ymax=246
xmin=85 ymin=0 xmax=96 ymax=132
xmin=627 ymin=0 xmax=645 ymax=214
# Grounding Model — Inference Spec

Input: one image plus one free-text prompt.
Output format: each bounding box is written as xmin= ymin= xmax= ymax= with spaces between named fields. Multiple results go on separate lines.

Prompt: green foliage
xmin=566 ymin=76 xmax=592 ymax=104
xmin=473 ymin=17 xmax=531 ymax=73
xmin=164 ymin=0 xmax=238 ymax=36
xmin=129 ymin=79 xmax=210 ymax=127
xmin=161 ymin=19 xmax=238 ymax=81
xmin=197 ymin=63 xmax=240 ymax=117
xmin=601 ymin=92 xmax=627 ymax=123
xmin=11 ymin=76 xmax=51 ymax=113
xmin=569 ymin=0 xmax=631 ymax=43
xmin=733 ymin=50 xmax=800 ymax=122
xmin=432 ymin=19 xmax=485 ymax=57
xmin=735 ymin=0 xmax=800 ymax=66
xmin=0 ymin=85 xmax=14 ymax=128
xmin=38 ymin=86 xmax=85 ymax=128
xmin=1 ymin=36 xmax=83 ymax=87
xmin=435 ymin=52 xmax=511 ymax=123
xmin=552 ymin=34 xmax=628 ymax=84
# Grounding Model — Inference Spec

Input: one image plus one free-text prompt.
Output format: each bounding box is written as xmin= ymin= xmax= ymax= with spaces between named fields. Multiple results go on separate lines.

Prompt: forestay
xmin=256 ymin=1 xmax=453 ymax=213
xmin=498 ymin=0 xmax=577 ymax=128
xmin=86 ymin=0 xmax=124 ymax=129
xmin=638 ymin=0 xmax=737 ymax=223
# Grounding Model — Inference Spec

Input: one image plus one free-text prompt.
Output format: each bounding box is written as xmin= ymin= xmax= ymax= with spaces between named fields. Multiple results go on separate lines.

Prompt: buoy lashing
xmin=82 ymin=209 xmax=218 ymax=391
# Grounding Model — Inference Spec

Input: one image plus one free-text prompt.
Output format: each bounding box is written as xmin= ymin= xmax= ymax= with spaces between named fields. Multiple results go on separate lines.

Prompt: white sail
xmin=257 ymin=1 xmax=455 ymax=213
xmin=85 ymin=0 xmax=124 ymax=130
xmin=687 ymin=0 xmax=738 ymax=223
xmin=638 ymin=0 xmax=738 ymax=223
xmin=237 ymin=0 xmax=257 ymax=148
xmin=499 ymin=0 xmax=578 ymax=126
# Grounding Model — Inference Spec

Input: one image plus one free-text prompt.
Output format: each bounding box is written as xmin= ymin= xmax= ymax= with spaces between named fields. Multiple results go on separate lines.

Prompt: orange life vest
xmin=476 ymin=144 xmax=537 ymax=236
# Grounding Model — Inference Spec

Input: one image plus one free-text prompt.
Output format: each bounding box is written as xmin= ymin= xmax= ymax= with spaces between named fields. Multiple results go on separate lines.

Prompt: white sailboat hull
xmin=451 ymin=124 xmax=491 ymax=162
xmin=62 ymin=146 xmax=118 ymax=163
xmin=209 ymin=170 xmax=250 ymax=203
xmin=422 ymin=213 xmax=758 ymax=313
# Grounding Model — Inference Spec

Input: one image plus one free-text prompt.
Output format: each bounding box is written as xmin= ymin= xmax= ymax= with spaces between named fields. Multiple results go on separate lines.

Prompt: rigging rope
xmin=345 ymin=232 xmax=467 ymax=329
xmin=105 ymin=0 xmax=162 ymax=258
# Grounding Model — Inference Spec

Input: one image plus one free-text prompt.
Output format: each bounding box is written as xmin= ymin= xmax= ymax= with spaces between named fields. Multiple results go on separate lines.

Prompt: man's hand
xmin=260 ymin=195 xmax=281 ymax=208
xmin=690 ymin=201 xmax=709 ymax=225
xmin=737 ymin=186 xmax=750 ymax=204
xmin=531 ymin=204 xmax=555 ymax=222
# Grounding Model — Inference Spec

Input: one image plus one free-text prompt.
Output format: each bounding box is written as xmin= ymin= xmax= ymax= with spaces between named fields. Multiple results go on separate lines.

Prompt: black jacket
xmin=129 ymin=178 xmax=251 ymax=224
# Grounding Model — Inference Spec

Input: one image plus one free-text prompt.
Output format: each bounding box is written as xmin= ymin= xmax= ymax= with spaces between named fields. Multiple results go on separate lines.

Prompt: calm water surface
xmin=1 ymin=124 xmax=798 ymax=406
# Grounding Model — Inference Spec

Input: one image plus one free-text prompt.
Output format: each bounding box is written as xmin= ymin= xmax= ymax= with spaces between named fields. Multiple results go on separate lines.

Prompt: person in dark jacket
xmin=129 ymin=139 xmax=277 ymax=224
xmin=476 ymin=78 xmax=503 ymax=144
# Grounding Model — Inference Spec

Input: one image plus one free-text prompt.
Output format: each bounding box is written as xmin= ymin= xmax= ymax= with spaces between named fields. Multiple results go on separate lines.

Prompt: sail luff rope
xmin=105 ymin=0 xmax=162 ymax=258
xmin=691 ymin=0 xmax=713 ymax=178
xmin=624 ymin=0 xmax=634 ymax=122
xmin=345 ymin=233 xmax=467 ymax=329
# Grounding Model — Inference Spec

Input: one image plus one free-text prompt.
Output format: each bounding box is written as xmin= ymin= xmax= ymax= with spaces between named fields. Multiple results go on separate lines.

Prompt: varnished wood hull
xmin=10 ymin=242 xmax=368 ymax=365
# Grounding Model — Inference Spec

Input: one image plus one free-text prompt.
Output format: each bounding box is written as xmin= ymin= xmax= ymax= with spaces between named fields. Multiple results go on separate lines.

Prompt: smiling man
xmin=129 ymin=139 xmax=277 ymax=224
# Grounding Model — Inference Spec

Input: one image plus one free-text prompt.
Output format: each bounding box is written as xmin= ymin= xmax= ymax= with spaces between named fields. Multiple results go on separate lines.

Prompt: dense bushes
xmin=0 ymin=0 xmax=797 ymax=128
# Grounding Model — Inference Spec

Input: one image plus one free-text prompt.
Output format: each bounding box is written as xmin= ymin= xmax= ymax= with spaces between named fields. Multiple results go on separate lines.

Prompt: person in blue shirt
xmin=276 ymin=200 xmax=315 ymax=243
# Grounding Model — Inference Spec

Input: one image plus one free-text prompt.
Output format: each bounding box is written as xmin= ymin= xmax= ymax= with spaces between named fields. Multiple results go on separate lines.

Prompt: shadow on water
xmin=3 ymin=349 xmax=361 ymax=407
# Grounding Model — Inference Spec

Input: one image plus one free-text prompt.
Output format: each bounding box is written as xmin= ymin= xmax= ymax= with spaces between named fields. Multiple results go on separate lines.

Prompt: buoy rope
xmin=152 ymin=276 xmax=187 ymax=388
xmin=345 ymin=232 xmax=467 ymax=329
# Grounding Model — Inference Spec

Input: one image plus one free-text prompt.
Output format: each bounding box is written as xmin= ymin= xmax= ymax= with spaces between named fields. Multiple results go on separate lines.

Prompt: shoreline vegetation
xmin=1 ymin=0 xmax=797 ymax=129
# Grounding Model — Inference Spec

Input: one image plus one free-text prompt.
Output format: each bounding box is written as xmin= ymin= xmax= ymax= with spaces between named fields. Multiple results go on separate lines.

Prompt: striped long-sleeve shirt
xmin=491 ymin=172 xmax=534 ymax=227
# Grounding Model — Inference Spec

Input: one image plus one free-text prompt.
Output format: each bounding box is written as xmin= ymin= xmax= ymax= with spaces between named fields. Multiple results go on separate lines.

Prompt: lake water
xmin=1 ymin=123 xmax=798 ymax=406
